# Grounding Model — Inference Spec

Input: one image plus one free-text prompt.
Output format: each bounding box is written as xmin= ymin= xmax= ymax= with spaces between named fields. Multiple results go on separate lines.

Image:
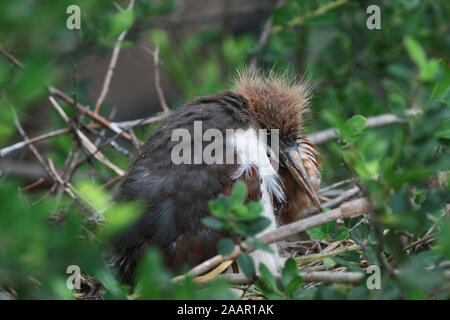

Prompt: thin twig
xmin=218 ymin=271 xmax=365 ymax=285
xmin=308 ymin=109 xmax=422 ymax=145
xmin=271 ymin=0 xmax=348 ymax=35
xmin=247 ymin=0 xmax=286 ymax=75
xmin=94 ymin=0 xmax=136 ymax=114
xmin=309 ymin=186 xmax=360 ymax=214
xmin=0 ymin=44 xmax=24 ymax=68
xmin=319 ymin=179 xmax=353 ymax=194
xmin=295 ymin=244 xmax=362 ymax=265
xmin=0 ymin=109 xmax=420 ymax=159
xmin=0 ymin=128 xmax=71 ymax=158
xmin=49 ymin=86 xmax=133 ymax=141
xmin=184 ymin=197 xmax=371 ymax=279
xmin=49 ymin=96 xmax=125 ymax=176
xmin=150 ymin=46 xmax=170 ymax=112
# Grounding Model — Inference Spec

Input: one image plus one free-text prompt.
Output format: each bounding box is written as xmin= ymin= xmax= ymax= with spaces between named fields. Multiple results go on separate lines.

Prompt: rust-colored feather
xmin=232 ymin=70 xmax=313 ymax=142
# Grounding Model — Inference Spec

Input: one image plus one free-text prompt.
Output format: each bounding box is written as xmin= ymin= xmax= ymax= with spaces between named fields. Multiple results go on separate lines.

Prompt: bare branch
xmin=308 ymin=109 xmax=422 ymax=145
xmin=94 ymin=0 xmax=136 ymax=114
xmin=218 ymin=271 xmax=365 ymax=285
xmin=0 ymin=44 xmax=24 ymax=68
xmin=185 ymin=197 xmax=371 ymax=278
xmin=271 ymin=0 xmax=348 ymax=35
xmin=49 ymin=86 xmax=133 ymax=141
xmin=247 ymin=0 xmax=286 ymax=75
xmin=150 ymin=46 xmax=170 ymax=112
xmin=309 ymin=186 xmax=360 ymax=214
xmin=49 ymin=96 xmax=125 ymax=176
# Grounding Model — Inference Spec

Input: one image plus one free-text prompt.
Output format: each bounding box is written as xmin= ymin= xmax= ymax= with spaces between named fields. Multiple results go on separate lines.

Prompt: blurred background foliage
xmin=0 ymin=0 xmax=449 ymax=299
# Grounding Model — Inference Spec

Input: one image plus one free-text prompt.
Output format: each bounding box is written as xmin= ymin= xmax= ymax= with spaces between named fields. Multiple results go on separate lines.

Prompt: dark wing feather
xmin=112 ymin=93 xmax=262 ymax=284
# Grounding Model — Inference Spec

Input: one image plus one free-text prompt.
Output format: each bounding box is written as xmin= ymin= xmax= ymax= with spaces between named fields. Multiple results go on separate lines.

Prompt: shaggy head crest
xmin=232 ymin=70 xmax=312 ymax=142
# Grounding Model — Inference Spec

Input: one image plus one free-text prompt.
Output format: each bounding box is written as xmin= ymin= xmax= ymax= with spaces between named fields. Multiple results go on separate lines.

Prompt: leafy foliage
xmin=0 ymin=0 xmax=449 ymax=300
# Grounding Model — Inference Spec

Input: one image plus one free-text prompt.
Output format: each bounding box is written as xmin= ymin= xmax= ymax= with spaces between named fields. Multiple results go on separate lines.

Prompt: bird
xmin=112 ymin=71 xmax=321 ymax=284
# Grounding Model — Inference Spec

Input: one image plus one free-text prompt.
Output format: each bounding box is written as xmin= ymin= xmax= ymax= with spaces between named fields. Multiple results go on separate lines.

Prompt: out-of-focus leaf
xmin=307 ymin=227 xmax=328 ymax=240
xmin=339 ymin=115 xmax=367 ymax=141
xmin=237 ymin=252 xmax=255 ymax=279
xmin=435 ymin=119 xmax=450 ymax=140
xmin=432 ymin=60 xmax=450 ymax=105
xmin=403 ymin=36 xmax=439 ymax=81
xmin=245 ymin=217 xmax=271 ymax=236
xmin=109 ymin=10 xmax=135 ymax=37
xmin=336 ymin=227 xmax=350 ymax=241
xmin=217 ymin=238 xmax=235 ymax=256
xmin=230 ymin=181 xmax=248 ymax=205
xmin=202 ymin=217 xmax=224 ymax=230
xmin=259 ymin=263 xmax=277 ymax=291
xmin=246 ymin=238 xmax=273 ymax=253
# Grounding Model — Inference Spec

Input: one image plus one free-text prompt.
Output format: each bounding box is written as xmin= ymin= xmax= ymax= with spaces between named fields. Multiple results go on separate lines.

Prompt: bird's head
xmin=233 ymin=70 xmax=322 ymax=211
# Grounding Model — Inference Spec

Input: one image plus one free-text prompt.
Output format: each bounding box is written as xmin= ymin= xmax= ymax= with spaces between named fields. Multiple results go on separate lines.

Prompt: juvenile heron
xmin=112 ymin=71 xmax=321 ymax=284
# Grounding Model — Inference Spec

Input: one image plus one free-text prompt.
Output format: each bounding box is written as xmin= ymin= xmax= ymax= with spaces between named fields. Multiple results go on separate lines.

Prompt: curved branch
xmin=185 ymin=197 xmax=371 ymax=278
xmin=307 ymin=109 xmax=422 ymax=145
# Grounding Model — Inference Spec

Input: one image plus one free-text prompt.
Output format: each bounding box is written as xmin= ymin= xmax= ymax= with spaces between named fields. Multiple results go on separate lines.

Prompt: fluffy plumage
xmin=233 ymin=70 xmax=312 ymax=142
xmin=112 ymin=70 xmax=320 ymax=284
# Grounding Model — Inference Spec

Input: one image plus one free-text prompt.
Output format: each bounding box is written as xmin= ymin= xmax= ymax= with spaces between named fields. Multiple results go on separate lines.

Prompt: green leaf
xmin=232 ymin=201 xmax=262 ymax=221
xmin=217 ymin=238 xmax=235 ymax=256
xmin=102 ymin=202 xmax=142 ymax=237
xmin=233 ymin=222 xmax=247 ymax=235
xmin=237 ymin=252 xmax=255 ymax=278
xmin=403 ymin=36 xmax=439 ymax=81
xmin=281 ymin=258 xmax=303 ymax=294
xmin=246 ymin=217 xmax=271 ymax=236
xmin=110 ymin=10 xmax=135 ymax=37
xmin=281 ymin=258 xmax=297 ymax=287
xmin=202 ymin=217 xmax=224 ymax=230
xmin=231 ymin=181 xmax=248 ymax=205
xmin=404 ymin=36 xmax=426 ymax=69
xmin=340 ymin=115 xmax=367 ymax=141
xmin=336 ymin=227 xmax=350 ymax=241
xmin=323 ymin=257 xmax=337 ymax=267
xmin=432 ymin=60 xmax=450 ymax=105
xmin=208 ymin=197 xmax=227 ymax=219
xmin=245 ymin=238 xmax=273 ymax=253
xmin=230 ymin=204 xmax=248 ymax=217
xmin=435 ymin=119 xmax=450 ymax=140
xmin=246 ymin=202 xmax=263 ymax=218
xmin=258 ymin=263 xmax=277 ymax=291
xmin=74 ymin=180 xmax=109 ymax=212
xmin=285 ymin=276 xmax=304 ymax=295
xmin=306 ymin=227 xmax=328 ymax=240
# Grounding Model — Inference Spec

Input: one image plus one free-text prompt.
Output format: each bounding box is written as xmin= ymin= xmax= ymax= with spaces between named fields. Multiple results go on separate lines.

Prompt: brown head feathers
xmin=232 ymin=70 xmax=312 ymax=142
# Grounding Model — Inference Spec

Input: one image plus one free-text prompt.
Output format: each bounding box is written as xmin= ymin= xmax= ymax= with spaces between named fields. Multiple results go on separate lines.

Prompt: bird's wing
xmin=112 ymin=93 xmax=262 ymax=283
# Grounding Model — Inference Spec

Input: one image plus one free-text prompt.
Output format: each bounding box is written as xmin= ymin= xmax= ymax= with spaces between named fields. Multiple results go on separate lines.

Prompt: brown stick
xmin=309 ymin=186 xmax=360 ymax=214
xmin=247 ymin=0 xmax=286 ymax=75
xmin=151 ymin=46 xmax=170 ymax=112
xmin=0 ymin=127 xmax=71 ymax=158
xmin=49 ymin=96 xmax=125 ymax=176
xmin=49 ymin=86 xmax=133 ymax=141
xmin=308 ymin=109 xmax=422 ymax=145
xmin=0 ymin=44 xmax=24 ymax=68
xmin=94 ymin=0 xmax=136 ymax=114
xmin=218 ymin=271 xmax=365 ymax=285
xmin=187 ymin=197 xmax=371 ymax=278
xmin=271 ymin=0 xmax=348 ymax=35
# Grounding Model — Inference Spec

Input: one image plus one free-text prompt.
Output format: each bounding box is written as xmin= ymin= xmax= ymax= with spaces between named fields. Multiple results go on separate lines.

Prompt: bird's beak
xmin=280 ymin=141 xmax=322 ymax=212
